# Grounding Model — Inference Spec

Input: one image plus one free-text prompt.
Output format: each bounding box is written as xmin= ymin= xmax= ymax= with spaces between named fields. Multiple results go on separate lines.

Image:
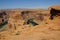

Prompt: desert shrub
xmin=15 ymin=31 xmax=20 ymax=35
xmin=0 ymin=21 xmax=8 ymax=28
xmin=26 ymin=18 xmax=38 ymax=26
xmin=0 ymin=11 xmax=9 ymax=29
xmin=15 ymin=32 xmax=20 ymax=35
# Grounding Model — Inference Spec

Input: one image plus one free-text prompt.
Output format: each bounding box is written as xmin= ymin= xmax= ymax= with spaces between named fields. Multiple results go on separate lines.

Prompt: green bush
xmin=27 ymin=18 xmax=38 ymax=26
xmin=0 ymin=21 xmax=8 ymax=28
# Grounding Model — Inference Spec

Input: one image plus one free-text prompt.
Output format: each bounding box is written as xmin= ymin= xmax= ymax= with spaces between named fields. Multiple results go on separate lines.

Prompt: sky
xmin=0 ymin=0 xmax=60 ymax=9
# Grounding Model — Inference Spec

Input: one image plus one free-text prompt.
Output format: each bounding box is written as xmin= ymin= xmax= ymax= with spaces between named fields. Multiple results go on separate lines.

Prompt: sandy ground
xmin=0 ymin=6 xmax=60 ymax=40
xmin=0 ymin=16 xmax=60 ymax=40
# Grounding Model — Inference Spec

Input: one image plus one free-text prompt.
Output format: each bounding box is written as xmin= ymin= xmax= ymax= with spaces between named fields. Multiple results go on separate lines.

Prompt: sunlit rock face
xmin=48 ymin=5 xmax=60 ymax=10
xmin=48 ymin=5 xmax=60 ymax=20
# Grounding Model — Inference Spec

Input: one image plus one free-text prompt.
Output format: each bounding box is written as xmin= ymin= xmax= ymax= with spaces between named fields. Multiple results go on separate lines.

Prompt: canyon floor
xmin=0 ymin=7 xmax=60 ymax=40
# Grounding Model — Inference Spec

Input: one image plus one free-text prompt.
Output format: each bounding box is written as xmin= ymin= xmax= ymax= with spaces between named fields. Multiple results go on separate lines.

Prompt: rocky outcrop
xmin=0 ymin=11 xmax=9 ymax=29
xmin=48 ymin=5 xmax=60 ymax=20
xmin=48 ymin=5 xmax=60 ymax=10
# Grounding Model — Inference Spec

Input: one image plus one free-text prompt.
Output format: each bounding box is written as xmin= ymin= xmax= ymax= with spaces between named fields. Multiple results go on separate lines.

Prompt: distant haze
xmin=0 ymin=0 xmax=60 ymax=9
